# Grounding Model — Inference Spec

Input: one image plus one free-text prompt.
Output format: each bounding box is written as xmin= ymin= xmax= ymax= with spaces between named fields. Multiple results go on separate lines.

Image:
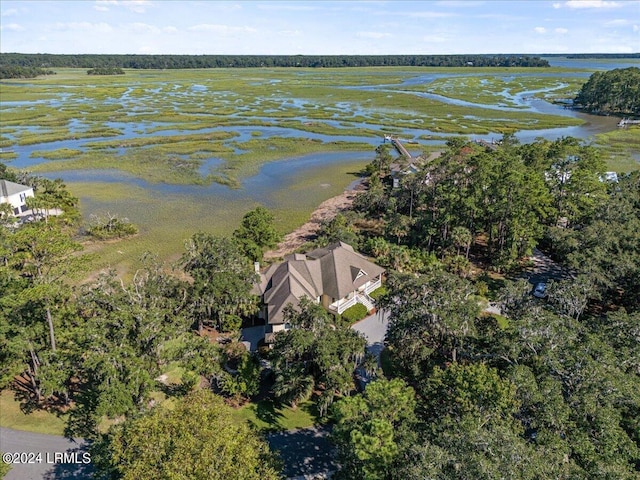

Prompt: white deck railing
xmin=330 ymin=291 xmax=377 ymax=315
xmin=363 ymin=277 xmax=382 ymax=295
xmin=330 ymin=296 xmax=357 ymax=314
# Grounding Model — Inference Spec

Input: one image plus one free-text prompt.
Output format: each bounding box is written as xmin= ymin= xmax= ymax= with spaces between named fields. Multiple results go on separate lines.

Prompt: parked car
xmin=533 ymin=282 xmax=547 ymax=298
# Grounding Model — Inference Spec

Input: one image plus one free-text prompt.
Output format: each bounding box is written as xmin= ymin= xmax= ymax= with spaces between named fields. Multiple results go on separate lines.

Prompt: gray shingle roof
xmin=0 ymin=180 xmax=31 ymax=198
xmin=314 ymin=242 xmax=385 ymax=300
xmin=259 ymin=242 xmax=384 ymax=324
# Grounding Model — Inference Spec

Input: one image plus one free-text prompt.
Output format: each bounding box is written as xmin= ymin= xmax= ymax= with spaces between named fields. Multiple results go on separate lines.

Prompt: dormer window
xmin=355 ymin=269 xmax=367 ymax=280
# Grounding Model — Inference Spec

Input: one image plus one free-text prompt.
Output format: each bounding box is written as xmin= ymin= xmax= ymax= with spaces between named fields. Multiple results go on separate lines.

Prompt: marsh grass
xmin=0 ymin=153 xmax=17 ymax=161
xmin=217 ymin=137 xmax=371 ymax=179
xmin=276 ymin=119 xmax=380 ymax=137
xmin=401 ymin=75 xmax=586 ymax=107
xmin=3 ymin=67 xmax=636 ymax=276
xmin=84 ymin=130 xmax=237 ymax=149
xmin=594 ymin=126 xmax=640 ymax=172
xmin=31 ymin=148 xmax=213 ymax=185
xmin=30 ymin=148 xmax=83 ymax=159
xmin=31 ymin=136 xmax=369 ymax=187
xmin=16 ymin=126 xmax=123 ymax=145
xmin=64 ymin=157 xmax=366 ymax=273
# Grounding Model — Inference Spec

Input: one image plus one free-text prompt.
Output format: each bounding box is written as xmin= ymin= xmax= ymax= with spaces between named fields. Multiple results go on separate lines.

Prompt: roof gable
xmin=318 ymin=242 xmax=384 ymax=299
xmin=0 ymin=180 xmax=32 ymax=198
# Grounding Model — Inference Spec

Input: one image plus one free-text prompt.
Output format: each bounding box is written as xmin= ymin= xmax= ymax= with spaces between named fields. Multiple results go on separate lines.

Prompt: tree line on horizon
xmin=0 ymin=53 xmax=549 ymax=73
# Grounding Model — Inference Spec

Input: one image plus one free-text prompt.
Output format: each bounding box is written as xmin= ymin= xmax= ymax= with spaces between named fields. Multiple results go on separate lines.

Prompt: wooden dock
xmin=384 ymin=135 xmax=413 ymax=159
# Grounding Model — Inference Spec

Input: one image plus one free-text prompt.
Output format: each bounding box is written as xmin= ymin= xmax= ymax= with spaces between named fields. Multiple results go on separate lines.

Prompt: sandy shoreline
xmin=264 ymin=179 xmax=365 ymax=259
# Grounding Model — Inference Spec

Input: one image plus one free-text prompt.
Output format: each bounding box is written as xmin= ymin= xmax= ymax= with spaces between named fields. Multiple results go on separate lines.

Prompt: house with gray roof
xmin=256 ymin=242 xmax=384 ymax=344
xmin=0 ymin=180 xmax=34 ymax=216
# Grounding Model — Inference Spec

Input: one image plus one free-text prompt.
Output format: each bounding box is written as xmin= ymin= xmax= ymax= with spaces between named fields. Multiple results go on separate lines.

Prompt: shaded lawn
xmin=0 ymin=389 xmax=67 ymax=437
xmin=232 ymin=399 xmax=320 ymax=433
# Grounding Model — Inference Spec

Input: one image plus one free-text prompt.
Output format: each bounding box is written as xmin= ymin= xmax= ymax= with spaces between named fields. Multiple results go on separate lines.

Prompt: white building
xmin=0 ymin=180 xmax=34 ymax=216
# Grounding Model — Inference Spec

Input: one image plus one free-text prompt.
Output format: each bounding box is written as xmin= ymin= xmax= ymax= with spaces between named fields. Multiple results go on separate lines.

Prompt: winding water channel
xmin=1 ymin=58 xmax=636 ymax=261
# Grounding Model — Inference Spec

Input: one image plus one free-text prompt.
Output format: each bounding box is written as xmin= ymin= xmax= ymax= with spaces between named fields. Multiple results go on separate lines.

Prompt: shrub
xmin=341 ymin=303 xmax=369 ymax=323
xmin=475 ymin=280 xmax=489 ymax=297
xmin=86 ymin=213 xmax=137 ymax=240
xmin=220 ymin=314 xmax=242 ymax=333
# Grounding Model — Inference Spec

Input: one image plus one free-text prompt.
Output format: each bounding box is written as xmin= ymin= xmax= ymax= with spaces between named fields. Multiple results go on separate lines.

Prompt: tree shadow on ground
xmin=255 ymin=400 xmax=285 ymax=430
xmin=13 ymin=379 xmax=39 ymax=415
xmin=266 ymin=426 xmax=338 ymax=478
xmin=157 ymin=381 xmax=192 ymax=398
xmin=300 ymin=400 xmax=323 ymax=425
xmin=11 ymin=379 xmax=69 ymax=423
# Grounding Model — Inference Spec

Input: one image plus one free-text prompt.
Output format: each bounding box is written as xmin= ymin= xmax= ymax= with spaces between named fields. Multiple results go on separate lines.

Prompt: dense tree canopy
xmin=2 ymin=132 xmax=639 ymax=478
xmin=328 ymin=137 xmax=640 ymax=479
xmin=353 ymin=137 xmax=609 ymax=272
xmin=87 ymin=67 xmax=124 ymax=75
xmin=181 ymin=233 xmax=258 ymax=333
xmin=0 ymin=65 xmax=55 ymax=79
xmin=233 ymin=206 xmax=282 ymax=262
xmin=93 ymin=390 xmax=281 ymax=480
xmin=0 ymin=53 xmax=550 ymax=72
xmin=270 ymin=298 xmax=367 ymax=414
xmin=331 ymin=378 xmax=417 ymax=480
xmin=574 ymin=67 xmax=640 ymax=115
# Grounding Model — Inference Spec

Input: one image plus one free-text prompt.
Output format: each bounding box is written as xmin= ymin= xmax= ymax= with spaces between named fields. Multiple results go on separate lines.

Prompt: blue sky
xmin=1 ymin=1 xmax=638 ymax=55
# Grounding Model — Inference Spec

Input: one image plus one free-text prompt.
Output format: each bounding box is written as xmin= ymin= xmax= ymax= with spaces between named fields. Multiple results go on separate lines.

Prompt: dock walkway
xmin=384 ymin=135 xmax=413 ymax=159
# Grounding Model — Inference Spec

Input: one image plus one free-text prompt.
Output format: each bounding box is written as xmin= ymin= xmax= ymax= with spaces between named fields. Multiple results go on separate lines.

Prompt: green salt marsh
xmin=1 ymin=65 xmax=637 ymax=272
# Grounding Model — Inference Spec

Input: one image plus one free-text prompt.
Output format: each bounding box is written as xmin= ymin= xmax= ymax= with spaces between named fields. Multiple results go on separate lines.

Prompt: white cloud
xmin=534 ymin=26 xmax=547 ymax=33
xmin=163 ymin=26 xmax=178 ymax=34
xmin=562 ymin=1 xmax=623 ymax=9
xmin=128 ymin=22 xmax=160 ymax=34
xmin=552 ymin=2 xmax=562 ymax=8
xmin=634 ymin=24 xmax=639 ymax=32
xmin=605 ymin=18 xmax=630 ymax=26
xmin=94 ymin=0 xmax=151 ymax=13
xmin=555 ymin=27 xmax=568 ymax=33
xmin=404 ymin=11 xmax=455 ymax=18
xmin=0 ymin=23 xmax=25 ymax=32
xmin=53 ymin=22 xmax=113 ymax=33
xmin=124 ymin=1 xmax=152 ymax=13
xmin=357 ymin=31 xmax=392 ymax=39
xmin=1 ymin=8 xmax=19 ymax=17
xmin=94 ymin=0 xmax=118 ymax=11
xmin=188 ymin=24 xmax=257 ymax=35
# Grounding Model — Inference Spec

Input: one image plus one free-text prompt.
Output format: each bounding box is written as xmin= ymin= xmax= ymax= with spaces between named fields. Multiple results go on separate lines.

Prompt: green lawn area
xmin=232 ymin=399 xmax=319 ymax=433
xmin=368 ymin=285 xmax=387 ymax=300
xmin=0 ymin=390 xmax=67 ymax=436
